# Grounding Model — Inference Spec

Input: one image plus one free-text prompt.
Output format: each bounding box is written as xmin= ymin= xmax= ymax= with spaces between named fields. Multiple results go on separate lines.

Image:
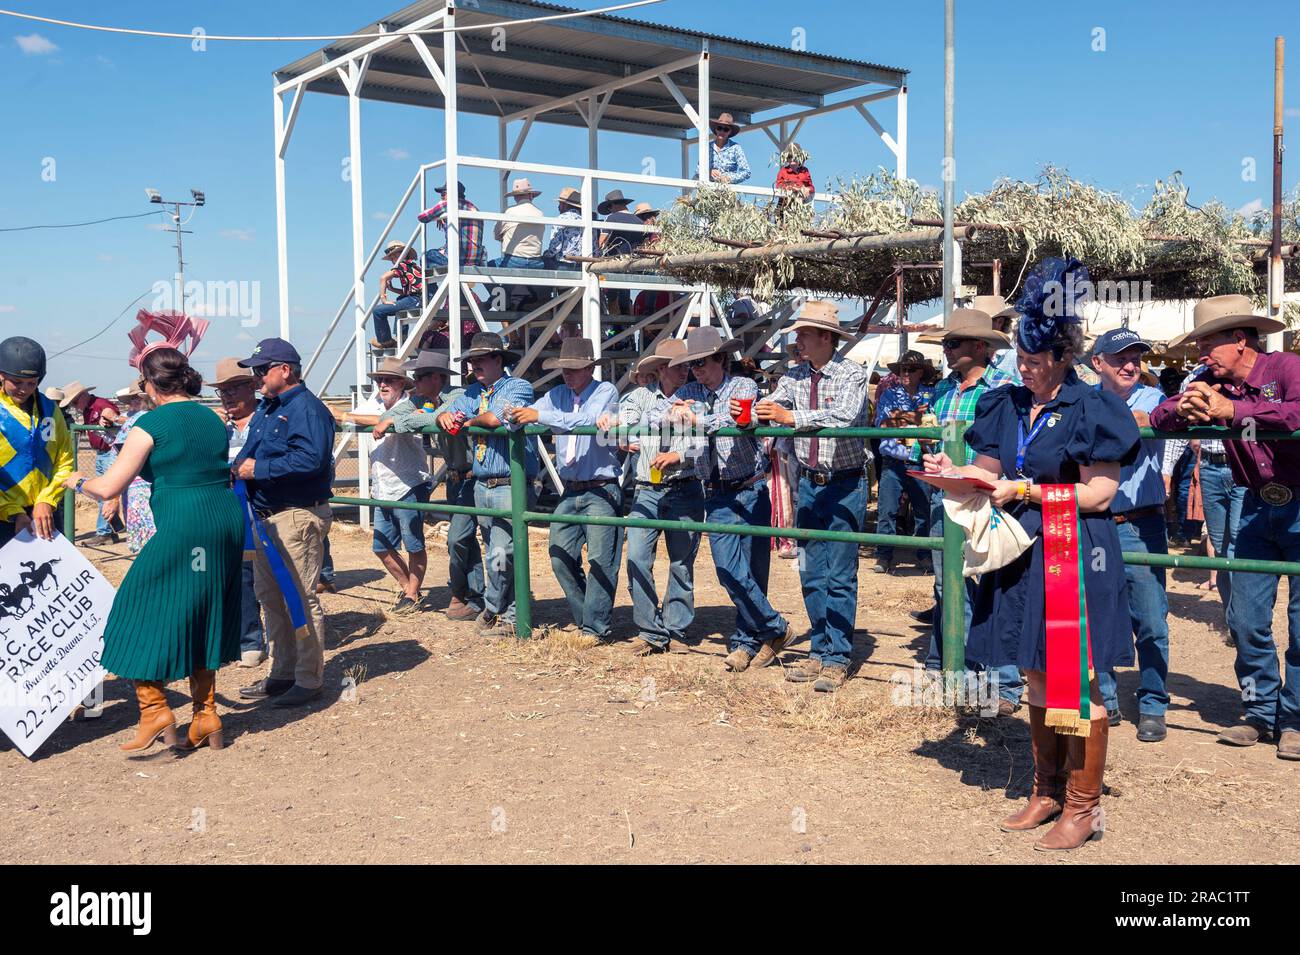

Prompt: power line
xmin=0 ymin=2 xmax=664 ymax=42
xmin=48 ymin=290 xmax=153 ymax=360
xmin=0 ymin=211 xmax=162 ymax=233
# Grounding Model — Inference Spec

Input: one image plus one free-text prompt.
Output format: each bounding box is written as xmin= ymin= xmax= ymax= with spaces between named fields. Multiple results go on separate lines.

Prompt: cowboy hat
xmin=506 ymin=177 xmax=541 ymax=199
xmin=206 ymin=357 xmax=258 ymax=389
xmin=456 ymin=331 xmax=521 ymax=365
xmin=367 ymin=357 xmax=415 ymax=389
xmin=116 ymin=381 xmax=145 ymax=400
xmin=968 ymin=295 xmax=1019 ymax=322
xmin=58 ymin=381 xmax=95 ymax=408
xmin=916 ymin=308 xmax=1011 ymax=348
xmin=789 ymin=299 xmax=852 ymax=338
xmin=400 ymin=350 xmax=452 ymax=376
xmin=543 ymin=337 xmax=598 ymax=371
xmin=1168 ymin=294 xmax=1285 ymax=348
xmin=43 ymin=387 xmax=64 ymax=402
xmin=633 ymin=338 xmax=687 ymax=375
xmin=597 ymin=189 xmax=633 ymax=216
xmin=383 ymin=240 xmax=414 ymax=257
xmin=667 ymin=327 xmax=742 ymax=367
xmin=886 ymin=350 xmax=935 ymax=375
xmin=708 ymin=112 xmax=741 ymax=135
xmin=557 ymin=186 xmax=582 ymax=209
xmin=632 ymin=202 xmax=659 ymax=219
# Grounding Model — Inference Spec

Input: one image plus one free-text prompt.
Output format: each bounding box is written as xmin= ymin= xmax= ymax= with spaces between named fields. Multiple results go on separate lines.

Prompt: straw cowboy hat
xmin=886 ymin=349 xmax=936 ymax=375
xmin=789 ymin=299 xmax=853 ymax=338
xmin=206 ymin=357 xmax=257 ymax=389
xmin=115 ymin=381 xmax=145 ymax=400
xmin=668 ymin=326 xmax=742 ymax=367
xmin=634 ymin=338 xmax=687 ymax=375
xmin=1168 ymin=294 xmax=1285 ymax=348
xmin=506 ymin=177 xmax=541 ymax=200
xmin=557 ymin=186 xmax=582 ymax=209
xmin=400 ymin=350 xmax=452 ymax=376
xmin=456 ymin=331 xmax=521 ymax=365
xmin=367 ymin=357 xmax=415 ymax=389
xmin=916 ymin=308 xmax=1011 ymax=348
xmin=968 ymin=295 xmax=1019 ymax=322
xmin=597 ymin=189 xmax=633 ymax=216
xmin=709 ymin=112 xmax=741 ymax=135
xmin=58 ymin=381 xmax=95 ymax=408
xmin=44 ymin=387 xmax=64 ymax=403
xmin=543 ymin=337 xmax=598 ymax=371
xmin=383 ymin=240 xmax=415 ymax=258
xmin=633 ymin=202 xmax=660 ymax=220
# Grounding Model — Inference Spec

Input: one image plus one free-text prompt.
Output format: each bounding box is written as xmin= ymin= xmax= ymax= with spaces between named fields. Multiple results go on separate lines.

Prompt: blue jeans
xmin=474 ymin=480 xmax=534 ymax=623
xmin=549 ymin=483 xmax=624 ymax=639
xmin=705 ymin=482 xmax=787 ymax=655
xmin=372 ymin=294 xmax=422 ymax=343
xmin=319 ymin=536 xmax=335 ymax=586
xmin=1173 ymin=450 xmax=1204 ymax=539
xmin=95 ymin=450 xmax=117 ymax=535
xmin=1199 ymin=459 xmax=1244 ymax=625
xmin=1227 ymin=493 xmax=1300 ymax=734
xmin=240 ymin=560 xmax=265 ymax=654
xmin=489 ymin=254 xmax=545 ymax=270
xmin=1099 ymin=514 xmax=1170 ymax=716
xmin=875 ymin=457 xmax=933 ymax=562
xmin=424 ymin=249 xmax=448 ymax=269
xmin=926 ymin=494 xmax=1024 ymax=704
xmin=626 ymin=482 xmax=704 ymax=648
xmin=447 ymin=475 xmax=484 ymax=611
xmin=797 ymin=474 xmax=866 ymax=669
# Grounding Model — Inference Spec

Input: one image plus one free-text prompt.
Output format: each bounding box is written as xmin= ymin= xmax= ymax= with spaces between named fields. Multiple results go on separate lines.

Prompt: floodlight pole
xmin=149 ymin=195 xmax=201 ymax=316
xmin=941 ymin=0 xmax=955 ymax=323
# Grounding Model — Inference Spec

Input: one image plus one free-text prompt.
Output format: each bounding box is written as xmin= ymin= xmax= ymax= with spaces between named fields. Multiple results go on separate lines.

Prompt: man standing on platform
xmin=753 ymin=300 xmax=869 ymax=692
xmin=1091 ymin=329 xmax=1171 ymax=742
xmin=233 ymin=339 xmax=337 ymax=709
xmin=1150 ymin=295 xmax=1300 ymax=759
xmin=509 ymin=339 xmax=621 ymax=643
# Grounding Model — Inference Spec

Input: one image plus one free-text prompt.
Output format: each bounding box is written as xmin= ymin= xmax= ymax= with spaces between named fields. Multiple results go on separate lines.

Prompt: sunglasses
xmin=413 ymin=370 xmax=436 ymax=380
xmin=688 ymin=358 xmax=710 ymax=369
xmin=941 ymin=338 xmax=975 ymax=350
xmin=899 ymin=365 xmax=923 ymax=373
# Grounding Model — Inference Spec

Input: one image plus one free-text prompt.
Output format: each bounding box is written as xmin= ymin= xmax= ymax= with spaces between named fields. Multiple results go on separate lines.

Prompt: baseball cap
xmin=238 ymin=338 xmax=303 ymax=369
xmin=1090 ymin=328 xmax=1152 ymax=357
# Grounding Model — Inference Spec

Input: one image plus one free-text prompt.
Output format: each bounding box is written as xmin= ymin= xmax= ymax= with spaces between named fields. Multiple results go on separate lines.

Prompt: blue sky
xmin=2 ymin=0 xmax=1297 ymax=392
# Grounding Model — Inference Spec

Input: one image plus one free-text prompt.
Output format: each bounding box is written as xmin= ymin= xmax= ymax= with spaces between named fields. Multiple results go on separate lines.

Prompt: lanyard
xmin=1016 ymin=409 xmax=1051 ymax=477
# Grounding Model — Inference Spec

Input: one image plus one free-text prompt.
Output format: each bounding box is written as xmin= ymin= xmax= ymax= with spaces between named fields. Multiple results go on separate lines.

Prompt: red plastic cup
xmin=735 ymin=398 xmax=754 ymax=426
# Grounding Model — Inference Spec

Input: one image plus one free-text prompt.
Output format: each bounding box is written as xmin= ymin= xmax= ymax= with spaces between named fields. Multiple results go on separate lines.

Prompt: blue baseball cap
xmin=238 ymin=337 xmax=302 ymax=369
xmin=1090 ymin=328 xmax=1152 ymax=357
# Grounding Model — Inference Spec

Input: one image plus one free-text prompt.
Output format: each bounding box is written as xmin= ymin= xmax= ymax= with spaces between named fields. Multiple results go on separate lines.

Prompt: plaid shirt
xmin=764 ymin=355 xmax=870 ymax=471
xmin=417 ymin=196 xmax=485 ymax=266
xmin=913 ymin=365 xmax=1017 ymax=464
xmin=658 ymin=375 xmax=767 ymax=485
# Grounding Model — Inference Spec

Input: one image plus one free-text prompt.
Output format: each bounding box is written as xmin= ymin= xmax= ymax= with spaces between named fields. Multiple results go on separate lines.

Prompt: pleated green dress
xmin=100 ymin=400 xmax=244 ymax=681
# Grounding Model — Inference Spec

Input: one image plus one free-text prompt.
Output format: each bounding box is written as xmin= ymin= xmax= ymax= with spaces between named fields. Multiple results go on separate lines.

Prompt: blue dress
xmin=964 ymin=371 xmax=1140 ymax=673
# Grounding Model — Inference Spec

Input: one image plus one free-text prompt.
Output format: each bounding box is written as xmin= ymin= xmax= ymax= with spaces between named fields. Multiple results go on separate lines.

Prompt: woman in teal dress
xmin=67 ymin=348 xmax=243 ymax=756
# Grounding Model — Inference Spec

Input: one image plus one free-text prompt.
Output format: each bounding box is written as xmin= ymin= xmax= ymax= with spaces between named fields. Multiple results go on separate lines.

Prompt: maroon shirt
xmin=1150 ymin=351 xmax=1300 ymax=491
xmin=83 ymin=396 xmax=120 ymax=452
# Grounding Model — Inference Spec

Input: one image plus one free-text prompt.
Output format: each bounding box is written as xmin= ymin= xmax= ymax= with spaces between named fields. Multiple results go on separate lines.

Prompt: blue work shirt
xmin=518 ymin=379 xmax=620 ymax=483
xmin=1100 ymin=382 xmax=1166 ymax=513
xmin=235 ymin=383 xmax=336 ymax=512
xmin=449 ymin=374 xmax=539 ymax=479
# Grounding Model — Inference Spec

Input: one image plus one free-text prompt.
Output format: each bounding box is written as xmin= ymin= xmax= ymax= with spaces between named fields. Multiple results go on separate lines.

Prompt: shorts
xmin=372 ymin=484 xmax=431 ymax=554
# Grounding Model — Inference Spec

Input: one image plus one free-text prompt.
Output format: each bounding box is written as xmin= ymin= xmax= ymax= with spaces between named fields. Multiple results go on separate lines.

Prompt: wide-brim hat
xmin=115 ymin=382 xmax=145 ymax=400
xmin=598 ymin=189 xmax=633 ymax=216
xmin=789 ymin=299 xmax=852 ymax=338
xmin=507 ymin=177 xmax=541 ymax=199
xmin=206 ymin=357 xmax=257 ymax=389
xmin=668 ymin=327 xmax=742 ymax=367
xmin=557 ymin=186 xmax=582 ymax=208
xmin=543 ymin=337 xmax=597 ymax=371
xmin=886 ymin=350 xmax=935 ymax=375
xmin=400 ymin=350 xmax=452 ymax=376
xmin=383 ymin=240 xmax=413 ymax=257
xmin=1168 ymin=294 xmax=1284 ymax=348
xmin=58 ymin=381 xmax=95 ymax=408
xmin=968 ymin=294 xmax=1019 ymax=322
xmin=44 ymin=387 xmax=65 ymax=402
xmin=367 ymin=357 xmax=415 ymax=389
xmin=916 ymin=308 xmax=1011 ymax=348
xmin=708 ymin=112 xmax=741 ymax=135
xmin=633 ymin=202 xmax=659 ymax=219
xmin=456 ymin=332 xmax=521 ymax=365
xmin=634 ymin=337 xmax=687 ymax=374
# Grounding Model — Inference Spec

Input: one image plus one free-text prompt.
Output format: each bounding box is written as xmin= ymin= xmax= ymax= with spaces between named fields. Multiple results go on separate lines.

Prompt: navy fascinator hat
xmin=1014 ymin=257 xmax=1090 ymax=355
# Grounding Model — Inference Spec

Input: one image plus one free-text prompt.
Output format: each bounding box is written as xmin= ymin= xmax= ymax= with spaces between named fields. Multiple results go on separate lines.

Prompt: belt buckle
xmin=1260 ymin=482 xmax=1293 ymax=506
xmin=808 ymin=470 xmax=829 ymax=487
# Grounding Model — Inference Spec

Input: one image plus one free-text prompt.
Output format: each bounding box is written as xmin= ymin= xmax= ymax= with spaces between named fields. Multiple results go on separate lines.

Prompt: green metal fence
xmin=67 ymin=420 xmax=1300 ymax=680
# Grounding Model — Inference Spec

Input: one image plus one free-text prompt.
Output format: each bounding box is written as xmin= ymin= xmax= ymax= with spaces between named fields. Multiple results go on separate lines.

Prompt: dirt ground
xmin=2 ymin=516 xmax=1296 ymax=865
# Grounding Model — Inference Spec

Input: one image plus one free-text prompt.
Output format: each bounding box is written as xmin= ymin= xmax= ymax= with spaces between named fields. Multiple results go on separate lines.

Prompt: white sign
xmin=0 ymin=531 xmax=114 ymax=757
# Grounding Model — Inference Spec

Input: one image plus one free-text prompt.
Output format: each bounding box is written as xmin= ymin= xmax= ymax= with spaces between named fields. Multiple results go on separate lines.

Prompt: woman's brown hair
xmin=140 ymin=347 xmax=203 ymax=397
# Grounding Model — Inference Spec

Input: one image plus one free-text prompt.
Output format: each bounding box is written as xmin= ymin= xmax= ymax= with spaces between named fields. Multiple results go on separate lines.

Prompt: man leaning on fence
xmin=1150 ymin=294 xmax=1300 ymax=760
xmin=510 ymin=338 xmax=622 ymax=643
xmin=753 ymin=300 xmax=869 ymax=693
xmin=233 ymin=338 xmax=337 ymax=709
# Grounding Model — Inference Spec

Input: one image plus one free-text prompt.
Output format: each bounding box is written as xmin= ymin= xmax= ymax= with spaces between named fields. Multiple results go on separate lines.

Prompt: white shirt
xmin=357 ymin=396 xmax=431 ymax=501
xmin=227 ymin=416 xmax=254 ymax=463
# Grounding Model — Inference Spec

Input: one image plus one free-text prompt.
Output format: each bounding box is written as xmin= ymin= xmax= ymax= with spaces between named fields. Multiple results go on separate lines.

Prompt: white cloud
xmin=219 ymin=228 xmax=255 ymax=242
xmin=96 ymin=54 xmax=115 ymax=68
xmin=372 ymin=211 xmax=390 ymax=220
xmin=1287 ymin=107 xmax=1300 ymax=118
xmin=1236 ymin=198 xmax=1267 ymax=219
xmin=0 ymin=305 xmax=15 ymax=314
xmin=15 ymin=34 xmax=58 ymax=55
xmin=146 ymin=222 xmax=169 ymax=231
xmin=96 ymin=254 xmax=114 ymax=262
xmin=384 ymin=148 xmax=411 ymax=161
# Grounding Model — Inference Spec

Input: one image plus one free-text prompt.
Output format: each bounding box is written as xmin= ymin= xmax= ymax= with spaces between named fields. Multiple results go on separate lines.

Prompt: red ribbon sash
xmin=1041 ymin=484 xmax=1093 ymax=737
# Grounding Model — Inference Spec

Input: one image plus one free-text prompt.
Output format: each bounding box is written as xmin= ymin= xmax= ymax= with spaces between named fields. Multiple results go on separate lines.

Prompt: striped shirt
xmin=762 ymin=355 xmax=870 ymax=471
xmin=618 ymin=384 xmax=704 ymax=483
xmin=658 ymin=375 xmax=767 ymax=485
xmin=913 ymin=366 xmax=1017 ymax=464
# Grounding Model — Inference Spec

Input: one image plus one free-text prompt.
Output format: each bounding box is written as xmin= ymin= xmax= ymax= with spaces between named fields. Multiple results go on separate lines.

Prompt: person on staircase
xmin=370 ymin=241 xmax=424 ymax=351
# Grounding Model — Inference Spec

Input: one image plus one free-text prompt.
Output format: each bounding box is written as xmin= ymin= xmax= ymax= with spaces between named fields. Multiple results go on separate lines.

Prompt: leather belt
xmin=636 ymin=478 xmax=703 ymax=492
xmin=254 ymin=499 xmax=329 ymax=520
xmin=479 ymin=476 xmax=511 ymax=488
xmin=1257 ymin=483 xmax=1297 ymax=507
xmin=565 ymin=478 xmax=618 ymax=493
xmin=1202 ymin=451 xmax=1229 ymax=465
xmin=703 ymin=474 xmax=765 ymax=496
xmin=1113 ymin=505 xmax=1162 ymax=526
xmin=801 ymin=467 xmax=861 ymax=487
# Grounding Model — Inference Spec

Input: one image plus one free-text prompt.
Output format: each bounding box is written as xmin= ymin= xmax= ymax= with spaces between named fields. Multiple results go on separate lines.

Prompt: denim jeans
xmin=549 ymin=483 xmax=624 ymax=639
xmin=798 ymin=474 xmax=866 ymax=669
xmin=1098 ymin=514 xmax=1170 ymax=716
xmin=424 ymin=249 xmax=449 ymax=269
xmin=95 ymin=450 xmax=117 ymax=536
xmin=626 ymin=481 xmax=704 ymax=648
xmin=447 ymin=476 xmax=484 ymax=611
xmin=1227 ymin=493 xmax=1300 ymax=733
xmin=489 ymin=254 xmax=545 ymax=270
xmin=1173 ymin=449 xmax=1204 ymax=539
xmin=372 ymin=294 xmax=422 ymax=343
xmin=705 ymin=482 xmax=787 ymax=655
xmin=474 ymin=480 xmax=534 ymax=623
xmin=1199 ymin=459 xmax=1245 ymax=625
xmin=926 ymin=493 xmax=1024 ymax=704
xmin=240 ymin=560 xmax=265 ymax=654
xmin=875 ymin=457 xmax=933 ymax=561
xmin=319 ymin=536 xmax=335 ymax=586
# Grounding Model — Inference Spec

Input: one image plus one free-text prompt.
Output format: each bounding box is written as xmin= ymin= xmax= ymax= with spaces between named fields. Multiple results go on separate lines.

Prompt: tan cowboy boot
xmin=180 ymin=669 xmax=225 ymax=751
xmin=1035 ymin=716 xmax=1108 ymax=851
xmin=1000 ymin=705 xmax=1065 ymax=831
xmin=120 ymin=681 xmax=177 ymax=755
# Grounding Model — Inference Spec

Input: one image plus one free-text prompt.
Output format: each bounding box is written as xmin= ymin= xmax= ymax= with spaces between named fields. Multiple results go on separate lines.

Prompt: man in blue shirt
xmin=510 ymin=338 xmax=622 ymax=642
xmin=437 ymin=333 xmax=537 ymax=634
xmin=233 ymin=338 xmax=337 ymax=709
xmin=1090 ymin=328 xmax=1170 ymax=742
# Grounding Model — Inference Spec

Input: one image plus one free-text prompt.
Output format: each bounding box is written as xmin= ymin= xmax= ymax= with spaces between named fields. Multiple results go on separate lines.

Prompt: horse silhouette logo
xmin=19 ymin=559 xmax=60 ymax=594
